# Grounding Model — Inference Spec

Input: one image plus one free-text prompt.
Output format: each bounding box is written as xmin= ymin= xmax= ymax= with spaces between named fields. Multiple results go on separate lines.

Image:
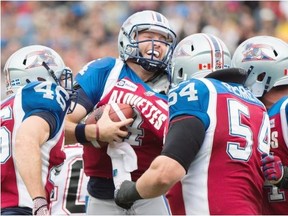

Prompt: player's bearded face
xmin=137 ymin=31 xmax=168 ymax=61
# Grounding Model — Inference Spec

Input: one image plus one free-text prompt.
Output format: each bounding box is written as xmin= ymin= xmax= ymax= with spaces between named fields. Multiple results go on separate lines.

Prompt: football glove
xmin=114 ymin=180 xmax=142 ymax=209
xmin=33 ymin=197 xmax=48 ymax=215
xmin=261 ymin=153 xmax=284 ymax=184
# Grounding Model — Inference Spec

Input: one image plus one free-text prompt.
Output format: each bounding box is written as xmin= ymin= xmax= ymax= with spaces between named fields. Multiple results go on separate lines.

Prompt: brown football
xmin=84 ymin=103 xmax=134 ymax=148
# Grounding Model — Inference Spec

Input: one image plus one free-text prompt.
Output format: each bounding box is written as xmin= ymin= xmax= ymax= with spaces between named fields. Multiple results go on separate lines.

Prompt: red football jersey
xmin=1 ymin=83 xmax=67 ymax=209
xmin=167 ymin=78 xmax=270 ymax=214
xmin=83 ymin=78 xmax=168 ymax=181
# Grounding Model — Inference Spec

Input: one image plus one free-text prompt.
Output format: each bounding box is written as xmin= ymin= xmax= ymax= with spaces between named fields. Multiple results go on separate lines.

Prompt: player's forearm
xmin=14 ymin=117 xmax=49 ymax=199
xmin=65 ymin=104 xmax=89 ymax=144
xmin=14 ymin=136 xmax=46 ymax=198
xmin=137 ymin=174 xmax=172 ymax=198
xmin=137 ymin=156 xmax=185 ymax=198
xmin=64 ymin=120 xmax=79 ymax=144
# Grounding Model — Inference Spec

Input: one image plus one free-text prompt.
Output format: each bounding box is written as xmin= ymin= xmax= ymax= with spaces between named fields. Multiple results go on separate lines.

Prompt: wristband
xmin=75 ymin=124 xmax=88 ymax=143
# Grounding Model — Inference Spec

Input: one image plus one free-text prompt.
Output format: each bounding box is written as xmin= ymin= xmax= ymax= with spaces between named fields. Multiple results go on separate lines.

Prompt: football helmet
xmin=4 ymin=45 xmax=77 ymax=112
xmin=232 ymin=36 xmax=288 ymax=97
xmin=171 ymin=33 xmax=231 ymax=85
xmin=118 ymin=10 xmax=177 ymax=73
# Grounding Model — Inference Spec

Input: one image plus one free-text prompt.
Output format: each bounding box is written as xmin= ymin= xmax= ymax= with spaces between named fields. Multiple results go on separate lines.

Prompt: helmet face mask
xmin=171 ymin=33 xmax=231 ymax=85
xmin=232 ymin=36 xmax=288 ymax=97
xmin=4 ymin=45 xmax=77 ymax=113
xmin=118 ymin=10 xmax=177 ymax=73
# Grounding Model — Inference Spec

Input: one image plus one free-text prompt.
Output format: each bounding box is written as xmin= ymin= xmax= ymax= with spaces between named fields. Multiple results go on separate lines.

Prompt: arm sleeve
xmin=72 ymin=87 xmax=94 ymax=114
xmin=161 ymin=115 xmax=206 ymax=172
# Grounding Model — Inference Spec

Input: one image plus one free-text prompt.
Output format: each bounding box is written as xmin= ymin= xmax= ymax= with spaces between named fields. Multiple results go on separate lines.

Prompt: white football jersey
xmin=49 ymin=144 xmax=89 ymax=215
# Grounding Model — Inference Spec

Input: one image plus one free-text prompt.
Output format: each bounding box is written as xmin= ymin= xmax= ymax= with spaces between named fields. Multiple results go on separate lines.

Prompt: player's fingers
xmin=117 ymin=118 xmax=134 ymax=127
xmin=114 ymin=135 xmax=124 ymax=143
xmin=117 ymin=129 xmax=129 ymax=138
xmin=262 ymin=162 xmax=275 ymax=171
xmin=264 ymin=167 xmax=276 ymax=176
xmin=261 ymin=155 xmax=275 ymax=165
xmin=101 ymin=105 xmax=111 ymax=117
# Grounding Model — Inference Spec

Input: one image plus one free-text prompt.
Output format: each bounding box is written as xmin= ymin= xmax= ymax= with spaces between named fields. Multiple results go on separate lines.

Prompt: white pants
xmin=86 ymin=193 xmax=171 ymax=215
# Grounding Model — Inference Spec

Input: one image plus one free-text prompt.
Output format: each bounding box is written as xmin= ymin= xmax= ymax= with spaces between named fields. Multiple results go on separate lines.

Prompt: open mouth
xmin=146 ymin=50 xmax=160 ymax=59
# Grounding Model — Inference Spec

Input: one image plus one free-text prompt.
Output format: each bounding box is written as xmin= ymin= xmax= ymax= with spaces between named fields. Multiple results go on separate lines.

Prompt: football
xmin=84 ymin=103 xmax=134 ymax=148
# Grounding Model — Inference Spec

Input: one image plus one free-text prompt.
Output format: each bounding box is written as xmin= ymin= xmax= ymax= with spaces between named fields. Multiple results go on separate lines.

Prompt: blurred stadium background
xmin=1 ymin=1 xmax=288 ymax=99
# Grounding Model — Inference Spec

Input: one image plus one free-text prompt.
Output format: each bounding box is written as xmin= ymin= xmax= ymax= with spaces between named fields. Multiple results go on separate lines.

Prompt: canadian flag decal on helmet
xmin=199 ymin=63 xmax=211 ymax=70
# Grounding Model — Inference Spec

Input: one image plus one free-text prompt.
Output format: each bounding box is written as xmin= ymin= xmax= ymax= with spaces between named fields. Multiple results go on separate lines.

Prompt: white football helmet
xmin=4 ymin=45 xmax=74 ymax=95
xmin=232 ymin=36 xmax=288 ymax=97
xmin=4 ymin=45 xmax=77 ymax=112
xmin=118 ymin=10 xmax=177 ymax=73
xmin=171 ymin=33 xmax=231 ymax=85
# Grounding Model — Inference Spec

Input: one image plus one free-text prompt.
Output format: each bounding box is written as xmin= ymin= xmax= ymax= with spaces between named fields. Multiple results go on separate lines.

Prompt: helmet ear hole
xmin=178 ymin=68 xmax=183 ymax=78
xmin=191 ymin=45 xmax=195 ymax=52
xmin=37 ymin=77 xmax=46 ymax=81
xmin=257 ymin=72 xmax=266 ymax=82
xmin=120 ymin=41 xmax=124 ymax=48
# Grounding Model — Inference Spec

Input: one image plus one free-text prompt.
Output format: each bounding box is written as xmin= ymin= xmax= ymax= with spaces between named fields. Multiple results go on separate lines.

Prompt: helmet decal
xmin=241 ymin=43 xmax=276 ymax=62
xmin=151 ymin=11 xmax=165 ymax=24
xmin=232 ymin=36 xmax=288 ymax=97
xmin=203 ymin=34 xmax=224 ymax=70
xmin=24 ymin=49 xmax=57 ymax=69
xmin=174 ymin=39 xmax=193 ymax=57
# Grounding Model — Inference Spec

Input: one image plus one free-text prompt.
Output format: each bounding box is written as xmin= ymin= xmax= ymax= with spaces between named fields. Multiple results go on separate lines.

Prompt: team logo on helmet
xmin=215 ymin=50 xmax=223 ymax=69
xmin=174 ymin=40 xmax=192 ymax=57
xmin=241 ymin=43 xmax=276 ymax=62
xmin=24 ymin=49 xmax=57 ymax=69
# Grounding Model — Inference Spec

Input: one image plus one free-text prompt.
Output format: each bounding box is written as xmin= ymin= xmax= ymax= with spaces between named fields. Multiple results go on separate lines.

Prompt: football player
xmin=64 ymin=10 xmax=177 ymax=214
xmin=1 ymin=45 xmax=76 ymax=215
xmin=232 ymin=35 xmax=288 ymax=214
xmin=114 ymin=37 xmax=270 ymax=214
xmin=166 ymin=33 xmax=232 ymax=215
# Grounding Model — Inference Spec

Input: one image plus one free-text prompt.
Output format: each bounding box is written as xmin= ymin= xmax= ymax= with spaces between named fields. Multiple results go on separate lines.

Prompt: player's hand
xmin=114 ymin=180 xmax=142 ymax=210
xmin=97 ymin=105 xmax=134 ymax=143
xmin=261 ymin=153 xmax=284 ymax=184
xmin=33 ymin=197 xmax=49 ymax=215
